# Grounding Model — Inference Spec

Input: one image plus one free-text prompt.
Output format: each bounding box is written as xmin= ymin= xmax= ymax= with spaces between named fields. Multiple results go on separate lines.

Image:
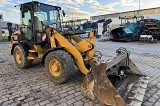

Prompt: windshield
xmin=34 ymin=3 xmax=59 ymax=27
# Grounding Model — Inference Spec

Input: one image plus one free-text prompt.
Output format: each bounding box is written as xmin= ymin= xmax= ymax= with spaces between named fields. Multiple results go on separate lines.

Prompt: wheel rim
xmin=49 ymin=59 xmax=61 ymax=76
xmin=15 ymin=50 xmax=22 ymax=64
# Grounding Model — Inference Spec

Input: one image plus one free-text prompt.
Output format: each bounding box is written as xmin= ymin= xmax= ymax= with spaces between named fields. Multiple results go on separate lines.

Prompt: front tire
xmin=13 ymin=45 xmax=32 ymax=69
xmin=45 ymin=50 xmax=76 ymax=84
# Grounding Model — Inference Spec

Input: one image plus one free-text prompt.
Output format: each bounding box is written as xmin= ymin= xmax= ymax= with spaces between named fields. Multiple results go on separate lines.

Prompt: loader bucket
xmin=81 ymin=48 xmax=149 ymax=106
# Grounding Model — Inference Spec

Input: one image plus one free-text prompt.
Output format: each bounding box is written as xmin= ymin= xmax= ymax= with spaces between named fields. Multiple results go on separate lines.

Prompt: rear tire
xmin=45 ymin=50 xmax=75 ymax=84
xmin=13 ymin=45 xmax=32 ymax=69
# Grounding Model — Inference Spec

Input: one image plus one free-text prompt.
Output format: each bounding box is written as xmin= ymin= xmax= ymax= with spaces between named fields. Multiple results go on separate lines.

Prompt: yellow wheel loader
xmin=8 ymin=1 xmax=149 ymax=106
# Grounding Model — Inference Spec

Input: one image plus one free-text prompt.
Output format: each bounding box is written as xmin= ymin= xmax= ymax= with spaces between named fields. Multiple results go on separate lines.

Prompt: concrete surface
xmin=0 ymin=40 xmax=160 ymax=106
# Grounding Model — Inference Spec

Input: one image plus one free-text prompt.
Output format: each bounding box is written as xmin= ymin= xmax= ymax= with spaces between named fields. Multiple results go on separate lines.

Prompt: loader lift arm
xmin=48 ymin=29 xmax=96 ymax=75
xmin=48 ymin=27 xmax=149 ymax=106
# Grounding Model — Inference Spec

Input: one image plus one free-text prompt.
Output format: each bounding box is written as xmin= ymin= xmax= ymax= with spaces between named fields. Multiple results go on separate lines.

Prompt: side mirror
xmin=62 ymin=10 xmax=66 ymax=17
xmin=7 ymin=22 xmax=12 ymax=27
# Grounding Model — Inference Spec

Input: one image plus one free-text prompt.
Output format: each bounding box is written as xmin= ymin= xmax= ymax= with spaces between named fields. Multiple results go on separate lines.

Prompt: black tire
xmin=13 ymin=45 xmax=32 ymax=69
xmin=45 ymin=50 xmax=76 ymax=84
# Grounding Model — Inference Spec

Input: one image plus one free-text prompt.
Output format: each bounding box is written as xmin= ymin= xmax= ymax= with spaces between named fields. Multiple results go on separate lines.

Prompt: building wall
xmin=90 ymin=7 xmax=160 ymax=30
xmin=0 ymin=20 xmax=2 ymax=37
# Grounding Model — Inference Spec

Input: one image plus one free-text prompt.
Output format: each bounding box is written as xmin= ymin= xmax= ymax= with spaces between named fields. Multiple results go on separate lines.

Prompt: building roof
xmin=91 ymin=7 xmax=160 ymax=18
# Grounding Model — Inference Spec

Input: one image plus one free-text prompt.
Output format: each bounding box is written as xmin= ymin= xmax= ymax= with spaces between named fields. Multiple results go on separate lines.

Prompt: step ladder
xmin=27 ymin=49 xmax=37 ymax=60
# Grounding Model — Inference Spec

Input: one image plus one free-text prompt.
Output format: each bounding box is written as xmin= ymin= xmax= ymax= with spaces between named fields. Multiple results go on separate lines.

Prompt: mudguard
xmin=41 ymin=47 xmax=64 ymax=64
xmin=10 ymin=42 xmax=30 ymax=56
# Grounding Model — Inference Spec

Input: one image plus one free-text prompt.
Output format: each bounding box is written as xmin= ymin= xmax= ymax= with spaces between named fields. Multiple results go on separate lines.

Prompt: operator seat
xmin=34 ymin=16 xmax=46 ymax=44
xmin=34 ymin=16 xmax=43 ymax=31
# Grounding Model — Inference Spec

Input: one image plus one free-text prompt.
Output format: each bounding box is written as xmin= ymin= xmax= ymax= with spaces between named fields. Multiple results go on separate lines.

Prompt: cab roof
xmin=20 ymin=1 xmax=61 ymax=10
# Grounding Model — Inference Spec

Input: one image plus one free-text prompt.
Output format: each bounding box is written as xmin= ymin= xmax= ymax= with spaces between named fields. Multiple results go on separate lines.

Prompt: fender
xmin=11 ymin=42 xmax=31 ymax=56
xmin=41 ymin=47 xmax=64 ymax=64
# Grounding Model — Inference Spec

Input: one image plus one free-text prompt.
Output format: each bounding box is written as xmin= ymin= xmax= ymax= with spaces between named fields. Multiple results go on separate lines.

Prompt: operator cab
xmin=20 ymin=1 xmax=61 ymax=44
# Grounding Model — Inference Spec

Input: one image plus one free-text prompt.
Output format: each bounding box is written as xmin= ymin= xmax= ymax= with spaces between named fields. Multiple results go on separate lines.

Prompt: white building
xmin=90 ymin=7 xmax=160 ymax=30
